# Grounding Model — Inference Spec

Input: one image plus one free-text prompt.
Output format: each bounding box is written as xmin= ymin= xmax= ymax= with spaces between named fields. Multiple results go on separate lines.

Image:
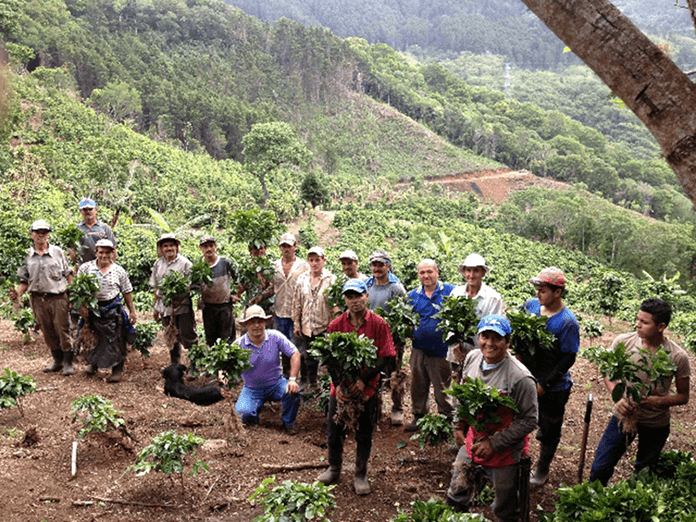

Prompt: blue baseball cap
xmin=343 ymin=278 xmax=368 ymax=295
xmin=79 ymin=198 xmax=97 ymax=209
xmin=477 ymin=315 xmax=511 ymax=337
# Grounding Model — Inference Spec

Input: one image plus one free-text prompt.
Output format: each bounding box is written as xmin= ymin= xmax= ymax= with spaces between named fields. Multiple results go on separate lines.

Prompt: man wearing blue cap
xmin=318 ymin=278 xmax=396 ymax=495
xmin=446 ymin=315 xmax=538 ymax=520
xmin=76 ymin=198 xmax=116 ymax=263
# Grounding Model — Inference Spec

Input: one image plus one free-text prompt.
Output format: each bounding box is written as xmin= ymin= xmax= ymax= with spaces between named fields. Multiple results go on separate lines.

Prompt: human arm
xmin=285 ymin=350 xmax=301 ymax=395
xmin=123 ymin=292 xmax=137 ymax=325
xmin=488 ymin=375 xmax=538 ymax=454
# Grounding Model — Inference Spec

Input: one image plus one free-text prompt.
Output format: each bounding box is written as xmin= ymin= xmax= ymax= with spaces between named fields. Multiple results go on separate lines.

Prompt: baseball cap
xmin=477 ymin=315 xmax=512 ymax=337
xmin=369 ymin=249 xmax=391 ymax=265
xmin=157 ymin=233 xmax=180 ymax=246
xmin=30 ymin=220 xmax=51 ymax=232
xmin=342 ymin=278 xmax=368 ymax=295
xmin=338 ymin=250 xmax=358 ymax=262
xmin=239 ymin=305 xmax=273 ymax=323
xmin=95 ymin=239 xmax=115 ymax=250
xmin=528 ymin=267 xmax=566 ymax=288
xmin=199 ymin=235 xmax=216 ymax=246
xmin=279 ymin=233 xmax=296 ymax=246
xmin=307 ymin=246 xmax=325 ymax=258
xmin=458 ymin=253 xmax=490 ymax=276
xmin=79 ymin=198 xmax=97 ymax=209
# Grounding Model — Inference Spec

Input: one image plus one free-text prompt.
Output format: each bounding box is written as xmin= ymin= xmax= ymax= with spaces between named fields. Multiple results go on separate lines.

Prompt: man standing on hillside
xmin=521 ymin=266 xmax=579 ymax=487
xmin=317 ymin=279 xmax=396 ymax=495
xmin=365 ymin=249 xmax=407 ymax=425
xmin=405 ymin=258 xmax=456 ymax=431
xmin=292 ymin=246 xmax=336 ymax=389
xmin=589 ymin=298 xmax=690 ymax=485
xmin=11 ymin=220 xmax=74 ymax=376
xmin=339 ymin=250 xmax=367 ymax=281
xmin=251 ymin=232 xmax=309 ymax=376
xmin=198 ymin=235 xmax=238 ymax=347
xmin=75 ymin=198 xmax=117 ymax=263
xmin=448 ymin=253 xmax=505 ymax=371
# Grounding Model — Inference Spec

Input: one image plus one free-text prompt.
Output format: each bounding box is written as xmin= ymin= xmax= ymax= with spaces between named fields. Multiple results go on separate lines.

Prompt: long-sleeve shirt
xmin=149 ymin=254 xmax=192 ymax=317
xmin=292 ymin=269 xmax=336 ymax=337
xmin=270 ymin=257 xmax=309 ymax=319
xmin=408 ymin=281 xmax=455 ymax=358
xmin=18 ymin=244 xmax=73 ymax=294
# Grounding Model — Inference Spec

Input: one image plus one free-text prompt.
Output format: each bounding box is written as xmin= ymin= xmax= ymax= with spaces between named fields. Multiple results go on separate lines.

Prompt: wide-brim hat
xmin=239 ymin=305 xmax=273 ymax=323
xmin=458 ymin=253 xmax=490 ymax=276
xmin=157 ymin=233 xmax=180 ymax=246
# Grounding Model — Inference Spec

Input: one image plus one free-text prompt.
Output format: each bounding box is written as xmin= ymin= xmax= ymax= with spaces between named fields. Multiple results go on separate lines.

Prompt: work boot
xmin=317 ymin=444 xmax=342 ymax=485
xmin=530 ymin=443 xmax=557 ymax=487
xmin=61 ymin=351 xmax=75 ymax=376
xmin=169 ymin=342 xmax=182 ymax=365
xmin=391 ymin=410 xmax=404 ymax=427
xmin=404 ymin=414 xmax=423 ymax=432
xmin=43 ymin=350 xmax=63 ymax=373
xmin=82 ymin=363 xmax=98 ymax=376
xmin=106 ymin=361 xmax=124 ymax=383
xmin=354 ymin=445 xmax=371 ymax=495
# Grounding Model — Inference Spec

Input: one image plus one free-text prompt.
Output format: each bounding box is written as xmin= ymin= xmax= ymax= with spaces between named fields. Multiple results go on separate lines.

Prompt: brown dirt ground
xmin=1 ymin=316 xmax=695 ymax=522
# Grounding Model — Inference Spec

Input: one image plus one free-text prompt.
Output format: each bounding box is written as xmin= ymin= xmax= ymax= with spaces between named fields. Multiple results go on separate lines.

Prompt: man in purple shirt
xmin=234 ymin=305 xmax=302 ymax=435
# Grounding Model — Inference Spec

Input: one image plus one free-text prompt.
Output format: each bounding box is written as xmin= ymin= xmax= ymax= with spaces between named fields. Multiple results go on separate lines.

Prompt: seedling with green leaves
xmin=189 ymin=260 xmax=213 ymax=287
xmin=124 ymin=430 xmax=208 ymax=487
xmin=68 ymin=272 xmax=101 ymax=316
xmin=375 ymin=295 xmax=420 ymax=346
xmin=235 ymin=253 xmax=274 ymax=307
xmin=53 ymin=223 xmax=84 ymax=252
xmin=325 ymin=274 xmax=348 ymax=313
xmin=435 ymin=295 xmax=479 ymax=345
xmin=187 ymin=338 xmax=251 ymax=384
xmin=11 ymin=305 xmax=35 ymax=343
xmin=249 ymin=476 xmax=336 ymax=522
xmin=158 ymin=270 xmax=190 ymax=307
xmin=579 ymin=316 xmax=604 ymax=339
xmin=70 ymin=395 xmax=126 ymax=440
xmin=0 ymin=368 xmax=36 ymax=417
xmin=411 ymin=413 xmax=454 ymax=450
xmin=507 ymin=310 xmax=555 ymax=374
xmin=582 ymin=342 xmax=677 ymax=433
xmin=132 ymin=320 xmax=160 ymax=357
xmin=444 ymin=377 xmax=518 ymax=434
xmin=390 ymin=498 xmax=489 ymax=521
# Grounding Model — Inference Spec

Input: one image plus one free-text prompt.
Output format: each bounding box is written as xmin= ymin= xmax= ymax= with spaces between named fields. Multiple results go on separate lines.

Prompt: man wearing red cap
xmin=522 ymin=266 xmax=579 ymax=487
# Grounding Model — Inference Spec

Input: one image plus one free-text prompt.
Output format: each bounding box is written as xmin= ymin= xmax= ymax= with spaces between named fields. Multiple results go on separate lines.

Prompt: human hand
xmin=471 ymin=437 xmax=493 ymax=459
xmin=153 ymin=310 xmax=161 ymax=322
xmin=129 ymin=311 xmax=138 ymax=326
xmin=285 ymin=378 xmax=299 ymax=395
xmin=249 ymin=296 xmax=261 ymax=306
xmin=536 ymin=383 xmax=546 ymax=397
xmin=453 ymin=428 xmax=466 ymax=448
xmin=616 ymin=397 xmax=635 ymax=416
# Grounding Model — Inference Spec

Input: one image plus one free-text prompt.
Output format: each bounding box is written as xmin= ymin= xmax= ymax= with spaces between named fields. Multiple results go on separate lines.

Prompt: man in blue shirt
xmin=522 ymin=266 xmax=579 ymax=487
xmin=405 ymin=259 xmax=456 ymax=431
xmin=234 ymin=305 xmax=302 ymax=435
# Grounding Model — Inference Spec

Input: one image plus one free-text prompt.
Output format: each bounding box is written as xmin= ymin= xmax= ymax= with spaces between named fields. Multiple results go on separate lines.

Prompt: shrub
xmin=249 ymin=477 xmax=336 ymax=522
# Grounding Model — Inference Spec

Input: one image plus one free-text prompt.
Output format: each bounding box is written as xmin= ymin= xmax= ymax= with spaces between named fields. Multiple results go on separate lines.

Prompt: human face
xmin=96 ymin=247 xmax=113 ymax=268
xmin=249 ymin=244 xmax=267 ymax=258
xmin=535 ymin=285 xmax=561 ymax=308
xmin=635 ymin=310 xmax=665 ymax=340
xmin=478 ymin=330 xmax=509 ymax=365
xmin=161 ymin=240 xmax=179 ymax=262
xmin=199 ymin=241 xmax=217 ymax=263
xmin=341 ymin=259 xmax=359 ymax=278
xmin=307 ymin=253 xmax=325 ymax=275
xmin=279 ymin=243 xmax=296 ymax=260
xmin=417 ymin=262 xmax=439 ymax=290
xmin=245 ymin=317 xmax=267 ymax=341
xmin=370 ymin=261 xmax=389 ymax=283
xmin=464 ymin=266 xmax=486 ymax=292
xmin=344 ymin=291 xmax=368 ymax=315
xmin=30 ymin=229 xmax=50 ymax=248
xmin=79 ymin=207 xmax=97 ymax=225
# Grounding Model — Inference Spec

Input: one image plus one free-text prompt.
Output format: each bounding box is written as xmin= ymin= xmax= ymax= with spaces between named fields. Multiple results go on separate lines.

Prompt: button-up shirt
xmin=292 ymin=268 xmax=336 ymax=337
xmin=409 ymin=280 xmax=455 ymax=358
xmin=270 ymin=257 xmax=309 ymax=318
xmin=18 ymin=244 xmax=73 ymax=294
xmin=149 ymin=254 xmax=192 ymax=316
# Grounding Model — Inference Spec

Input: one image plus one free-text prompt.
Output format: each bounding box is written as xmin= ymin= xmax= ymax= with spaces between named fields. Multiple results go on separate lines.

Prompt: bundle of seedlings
xmin=132 ymin=320 xmax=161 ymax=357
xmin=582 ymin=342 xmax=676 ymax=434
xmin=157 ymin=270 xmax=190 ymax=345
xmin=309 ymin=332 xmax=378 ymax=429
xmin=249 ymin=476 xmax=337 ymax=522
xmin=236 ymin=253 xmax=274 ymax=307
xmin=444 ymin=377 xmax=519 ymax=499
xmin=52 ymin=223 xmax=83 ymax=263
xmin=326 ymin=274 xmax=348 ymax=313
xmin=411 ymin=413 xmax=454 ymax=452
xmin=435 ymin=295 xmax=479 ymax=361
xmin=68 ymin=272 xmax=101 ymax=352
xmin=507 ymin=309 xmax=556 ymax=375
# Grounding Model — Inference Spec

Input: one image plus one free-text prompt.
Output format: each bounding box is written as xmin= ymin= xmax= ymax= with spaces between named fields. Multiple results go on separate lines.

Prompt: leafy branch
xmin=375 ymin=295 xmax=419 ymax=346
xmin=249 ymin=476 xmax=337 ymax=522
xmin=70 ymin=395 xmax=126 ymax=440
xmin=444 ymin=377 xmax=518 ymax=434
xmin=411 ymin=413 xmax=454 ymax=450
xmin=68 ymin=272 xmax=101 ymax=316
xmin=158 ymin=270 xmax=190 ymax=307
xmin=187 ymin=338 xmax=251 ymax=384
xmin=435 ymin=295 xmax=478 ymax=345
xmin=0 ymin=368 xmax=37 ymax=417
xmin=132 ymin=320 xmax=160 ymax=357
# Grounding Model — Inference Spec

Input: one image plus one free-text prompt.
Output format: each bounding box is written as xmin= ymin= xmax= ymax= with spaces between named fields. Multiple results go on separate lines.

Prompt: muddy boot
xmin=169 ymin=342 xmax=182 ymax=365
xmin=82 ymin=362 xmax=98 ymax=376
xmin=43 ymin=350 xmax=63 ymax=373
xmin=318 ymin=444 xmax=342 ymax=485
xmin=530 ymin=443 xmax=557 ymax=487
xmin=61 ymin=351 xmax=75 ymax=376
xmin=404 ymin=414 xmax=423 ymax=432
xmin=106 ymin=361 xmax=124 ymax=383
xmin=354 ymin=445 xmax=371 ymax=496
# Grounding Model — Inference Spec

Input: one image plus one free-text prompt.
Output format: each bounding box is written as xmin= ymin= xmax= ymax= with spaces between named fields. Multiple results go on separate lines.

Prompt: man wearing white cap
xmin=11 ymin=220 xmax=74 ymax=375
xmin=338 ymin=250 xmax=367 ymax=281
xmin=150 ymin=233 xmax=198 ymax=365
xmin=448 ymin=253 xmax=505 ymax=367
xmin=76 ymin=198 xmax=116 ymax=263
xmin=292 ymin=246 xmax=336 ymax=389
xmin=235 ymin=305 xmax=301 ymax=435
xmin=251 ymin=232 xmax=308 ymax=374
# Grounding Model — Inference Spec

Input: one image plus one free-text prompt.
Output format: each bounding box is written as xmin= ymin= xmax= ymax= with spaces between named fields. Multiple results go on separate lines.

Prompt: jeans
xmin=235 ymin=377 xmax=301 ymax=427
xmin=274 ymin=316 xmax=295 ymax=341
xmin=589 ymin=415 xmax=670 ymax=486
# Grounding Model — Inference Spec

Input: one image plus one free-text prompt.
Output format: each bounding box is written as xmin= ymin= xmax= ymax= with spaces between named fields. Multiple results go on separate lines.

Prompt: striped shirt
xmin=292 ymin=269 xmax=336 ymax=336
xmin=78 ymin=260 xmax=133 ymax=301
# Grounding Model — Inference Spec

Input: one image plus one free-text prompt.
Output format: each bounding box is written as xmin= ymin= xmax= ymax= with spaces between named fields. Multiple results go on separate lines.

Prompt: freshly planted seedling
xmin=411 ymin=413 xmax=454 ymax=450
xmin=390 ymin=498 xmax=489 ymax=521
xmin=249 ymin=476 xmax=337 ymax=522
xmin=0 ymin=368 xmax=36 ymax=417
xmin=435 ymin=295 xmax=478 ymax=345
xmin=375 ymin=295 xmax=420 ymax=346
xmin=11 ymin=306 xmax=35 ymax=343
xmin=71 ymin=395 xmax=126 ymax=440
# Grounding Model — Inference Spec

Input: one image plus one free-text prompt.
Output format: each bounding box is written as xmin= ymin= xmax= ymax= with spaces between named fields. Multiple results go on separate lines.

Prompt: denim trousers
xmin=235 ymin=377 xmax=301 ymax=427
xmin=589 ymin=415 xmax=670 ymax=486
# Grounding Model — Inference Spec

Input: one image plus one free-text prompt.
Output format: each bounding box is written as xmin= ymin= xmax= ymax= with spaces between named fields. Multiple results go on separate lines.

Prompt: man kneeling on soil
xmin=446 ymin=315 xmax=538 ymax=521
xmin=234 ymin=305 xmax=301 ymax=435
xmin=318 ymin=279 xmax=395 ymax=496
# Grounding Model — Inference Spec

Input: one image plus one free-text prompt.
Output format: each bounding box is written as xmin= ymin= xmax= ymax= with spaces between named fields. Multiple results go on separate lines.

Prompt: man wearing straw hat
xmin=234 ymin=305 xmax=301 ymax=435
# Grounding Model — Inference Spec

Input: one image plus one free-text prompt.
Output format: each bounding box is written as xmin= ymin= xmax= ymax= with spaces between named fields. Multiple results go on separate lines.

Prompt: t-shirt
xmin=201 ymin=257 xmax=236 ymax=305
xmin=366 ymin=281 xmax=407 ymax=312
xmin=78 ymin=220 xmax=116 ymax=263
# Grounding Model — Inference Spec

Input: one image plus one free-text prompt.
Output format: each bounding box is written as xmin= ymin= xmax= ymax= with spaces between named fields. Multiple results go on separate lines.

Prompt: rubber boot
xmin=354 ymin=445 xmax=371 ymax=495
xmin=530 ymin=443 xmax=557 ymax=487
xmin=62 ymin=351 xmax=75 ymax=376
xmin=106 ymin=361 xmax=125 ymax=383
xmin=169 ymin=342 xmax=182 ymax=365
xmin=43 ymin=350 xmax=63 ymax=373
xmin=317 ymin=445 xmax=342 ymax=485
xmin=82 ymin=362 xmax=98 ymax=376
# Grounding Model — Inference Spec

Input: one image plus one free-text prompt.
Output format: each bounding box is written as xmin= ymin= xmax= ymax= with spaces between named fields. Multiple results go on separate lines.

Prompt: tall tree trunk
xmin=520 ymin=0 xmax=696 ymax=207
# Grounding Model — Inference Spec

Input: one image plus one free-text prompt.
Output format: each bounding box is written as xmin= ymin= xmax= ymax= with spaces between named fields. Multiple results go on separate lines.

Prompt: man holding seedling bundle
xmin=150 ymin=233 xmax=197 ymax=365
xmin=589 ymin=298 xmax=690 ymax=485
xmin=12 ymin=220 xmax=74 ymax=375
xmin=446 ymin=315 xmax=538 ymax=520
xmin=317 ymin=279 xmax=396 ymax=495
xmin=522 ymin=266 xmax=579 ymax=487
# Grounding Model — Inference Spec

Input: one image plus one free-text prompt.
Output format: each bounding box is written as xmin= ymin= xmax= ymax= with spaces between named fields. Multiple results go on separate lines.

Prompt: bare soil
xmin=1 ymin=317 xmax=695 ymax=522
